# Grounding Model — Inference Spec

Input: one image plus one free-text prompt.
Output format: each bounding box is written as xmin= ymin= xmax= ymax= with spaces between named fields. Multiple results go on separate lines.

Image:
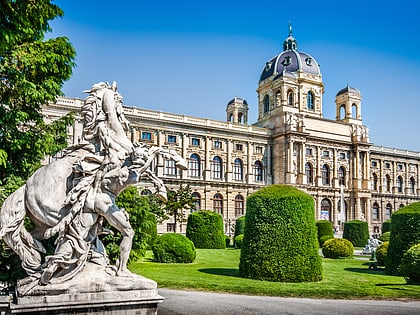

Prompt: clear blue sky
xmin=50 ymin=0 xmax=420 ymax=152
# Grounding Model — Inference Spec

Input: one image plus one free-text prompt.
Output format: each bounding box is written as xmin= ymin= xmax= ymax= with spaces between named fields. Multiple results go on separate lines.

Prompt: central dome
xmin=259 ymin=32 xmax=321 ymax=82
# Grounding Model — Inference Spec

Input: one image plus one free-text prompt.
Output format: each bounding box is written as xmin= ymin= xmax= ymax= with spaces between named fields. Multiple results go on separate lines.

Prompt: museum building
xmin=43 ymin=31 xmax=420 ymax=235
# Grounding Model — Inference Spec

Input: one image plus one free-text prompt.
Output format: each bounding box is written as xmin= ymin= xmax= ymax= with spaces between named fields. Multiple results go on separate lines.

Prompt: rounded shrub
xmin=382 ymin=219 xmax=392 ymax=234
xmin=379 ymin=231 xmax=391 ymax=242
xmin=399 ymin=243 xmax=420 ymax=284
xmin=234 ymin=234 xmax=244 ymax=249
xmin=316 ymin=220 xmax=334 ymax=247
xmin=322 ymin=238 xmax=354 ymax=259
xmin=343 ymin=220 xmax=369 ymax=247
xmin=152 ymin=233 xmax=196 ymax=263
xmin=376 ymin=241 xmax=389 ymax=266
xmin=234 ymin=216 xmax=246 ymax=246
xmin=239 ymin=185 xmax=322 ymax=282
xmin=186 ymin=211 xmax=225 ymax=249
xmin=319 ymin=235 xmax=334 ymax=247
xmin=386 ymin=202 xmax=420 ymax=275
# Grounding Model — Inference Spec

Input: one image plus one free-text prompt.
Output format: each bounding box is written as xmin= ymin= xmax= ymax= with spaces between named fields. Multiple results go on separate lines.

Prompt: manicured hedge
xmin=152 ymin=233 xmax=196 ymax=263
xmin=343 ymin=220 xmax=369 ymax=247
xmin=376 ymin=241 xmax=389 ymax=266
xmin=322 ymin=238 xmax=354 ymax=259
xmin=186 ymin=211 xmax=226 ymax=249
xmin=386 ymin=202 xmax=420 ymax=275
xmin=316 ymin=220 xmax=334 ymax=247
xmin=379 ymin=231 xmax=391 ymax=242
xmin=234 ymin=216 xmax=246 ymax=238
xmin=399 ymin=243 xmax=420 ymax=284
xmin=382 ymin=219 xmax=392 ymax=234
xmin=239 ymin=185 xmax=322 ymax=282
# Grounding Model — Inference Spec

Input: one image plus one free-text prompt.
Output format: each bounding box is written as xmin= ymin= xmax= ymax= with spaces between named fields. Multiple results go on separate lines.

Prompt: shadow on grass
xmin=198 ymin=268 xmax=240 ymax=278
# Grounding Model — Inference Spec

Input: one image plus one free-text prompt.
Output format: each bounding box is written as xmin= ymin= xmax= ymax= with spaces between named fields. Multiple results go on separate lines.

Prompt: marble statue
xmin=0 ymin=82 xmax=187 ymax=296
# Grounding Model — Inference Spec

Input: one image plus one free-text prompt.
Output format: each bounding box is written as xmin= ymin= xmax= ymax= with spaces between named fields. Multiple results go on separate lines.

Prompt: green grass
xmin=129 ymin=248 xmax=420 ymax=300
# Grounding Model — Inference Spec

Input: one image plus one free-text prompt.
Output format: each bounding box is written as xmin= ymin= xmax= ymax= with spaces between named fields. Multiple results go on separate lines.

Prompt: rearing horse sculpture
xmin=0 ymin=82 xmax=187 ymax=294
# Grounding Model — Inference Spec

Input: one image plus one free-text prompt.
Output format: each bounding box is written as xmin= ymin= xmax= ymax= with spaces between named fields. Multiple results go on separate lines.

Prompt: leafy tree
xmin=162 ymin=184 xmax=196 ymax=232
xmin=0 ymin=0 xmax=76 ymax=181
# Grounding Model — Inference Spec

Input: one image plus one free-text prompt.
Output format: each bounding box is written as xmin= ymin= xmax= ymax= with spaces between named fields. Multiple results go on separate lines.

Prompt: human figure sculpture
xmin=0 ymin=82 xmax=187 ymax=295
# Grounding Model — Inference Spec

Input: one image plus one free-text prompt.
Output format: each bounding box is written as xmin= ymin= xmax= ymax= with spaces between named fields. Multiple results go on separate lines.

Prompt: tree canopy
xmin=0 ymin=0 xmax=76 ymax=181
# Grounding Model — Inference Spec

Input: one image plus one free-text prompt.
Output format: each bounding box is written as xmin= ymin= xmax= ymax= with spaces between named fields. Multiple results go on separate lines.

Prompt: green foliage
xmin=322 ymin=238 xmax=354 ymax=259
xmin=399 ymin=243 xmax=420 ymax=284
xmin=319 ymin=235 xmax=334 ymax=247
xmin=0 ymin=0 xmax=76 ymax=181
xmin=225 ymin=235 xmax=231 ymax=248
xmin=152 ymin=233 xmax=196 ymax=263
xmin=186 ymin=211 xmax=226 ymax=249
xmin=376 ymin=241 xmax=389 ymax=266
xmin=382 ymin=219 xmax=392 ymax=234
xmin=316 ymin=220 xmax=334 ymax=247
xmin=234 ymin=234 xmax=244 ymax=249
xmin=101 ymin=187 xmax=157 ymax=264
xmin=239 ymin=184 xmax=322 ymax=282
xmin=379 ymin=231 xmax=391 ymax=242
xmin=234 ymin=216 xmax=246 ymax=238
xmin=386 ymin=202 xmax=420 ymax=275
xmin=343 ymin=220 xmax=369 ymax=247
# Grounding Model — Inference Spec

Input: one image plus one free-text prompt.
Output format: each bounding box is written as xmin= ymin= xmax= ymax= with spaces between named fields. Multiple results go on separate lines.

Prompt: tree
xmin=0 ymin=0 xmax=76 ymax=181
xmin=162 ymin=184 xmax=196 ymax=232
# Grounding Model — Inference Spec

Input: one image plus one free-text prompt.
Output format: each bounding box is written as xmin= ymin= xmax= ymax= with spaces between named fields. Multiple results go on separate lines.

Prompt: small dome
xmin=227 ymin=97 xmax=248 ymax=106
xmin=336 ymin=86 xmax=361 ymax=97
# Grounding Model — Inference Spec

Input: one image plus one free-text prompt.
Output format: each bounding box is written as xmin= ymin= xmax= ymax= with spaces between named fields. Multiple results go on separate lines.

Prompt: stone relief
xmin=0 ymin=82 xmax=187 ymax=295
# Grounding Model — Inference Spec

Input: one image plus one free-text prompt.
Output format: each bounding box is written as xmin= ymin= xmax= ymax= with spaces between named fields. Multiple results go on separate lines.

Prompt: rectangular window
xmin=323 ymin=150 xmax=330 ymax=158
xmin=164 ymin=159 xmax=177 ymax=176
xmin=255 ymin=146 xmax=263 ymax=154
xmin=385 ymin=162 xmax=391 ymax=169
xmin=235 ymin=143 xmax=243 ymax=151
xmin=371 ymin=160 xmax=377 ymax=168
xmin=141 ymin=132 xmax=152 ymax=141
xmin=397 ymin=163 xmax=403 ymax=171
xmin=191 ymin=138 xmax=200 ymax=146
xmin=214 ymin=140 xmax=223 ymax=149
xmin=167 ymin=135 xmax=177 ymax=143
xmin=306 ymin=148 xmax=313 ymax=156
xmin=339 ymin=152 xmax=346 ymax=160
xmin=166 ymin=223 xmax=175 ymax=232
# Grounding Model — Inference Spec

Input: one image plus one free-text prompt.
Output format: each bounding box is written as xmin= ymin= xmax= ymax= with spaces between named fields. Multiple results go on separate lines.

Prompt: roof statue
xmin=0 ymin=82 xmax=187 ymax=296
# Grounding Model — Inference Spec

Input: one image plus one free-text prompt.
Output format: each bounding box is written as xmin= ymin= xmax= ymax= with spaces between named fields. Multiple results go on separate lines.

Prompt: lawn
xmin=129 ymin=248 xmax=420 ymax=300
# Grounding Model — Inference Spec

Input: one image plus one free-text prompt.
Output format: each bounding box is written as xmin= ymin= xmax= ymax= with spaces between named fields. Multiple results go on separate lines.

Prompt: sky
xmin=49 ymin=0 xmax=420 ymax=152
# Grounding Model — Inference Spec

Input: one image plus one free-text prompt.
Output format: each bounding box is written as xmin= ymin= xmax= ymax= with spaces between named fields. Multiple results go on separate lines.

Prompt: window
xmin=213 ymin=140 xmax=223 ymax=149
xmin=263 ymin=95 xmax=270 ymax=114
xmin=385 ymin=174 xmax=391 ymax=192
xmin=305 ymin=162 xmax=313 ymax=184
xmin=213 ymin=193 xmax=223 ymax=214
xmin=410 ymin=177 xmax=416 ymax=194
xmin=321 ymin=164 xmax=330 ymax=185
xmin=320 ymin=199 xmax=331 ymax=221
xmin=167 ymin=135 xmax=177 ymax=143
xmin=397 ymin=176 xmax=403 ymax=193
xmin=287 ymin=90 xmax=294 ymax=106
xmin=338 ymin=166 xmax=346 ymax=186
xmin=233 ymin=158 xmax=244 ymax=181
xmin=212 ymin=156 xmax=223 ymax=179
xmin=305 ymin=57 xmax=312 ymax=66
xmin=254 ymin=160 xmax=263 ymax=182
xmin=385 ymin=203 xmax=392 ymax=220
xmin=167 ymin=223 xmax=175 ymax=232
xmin=189 ymin=154 xmax=201 ymax=177
xmin=191 ymin=138 xmax=200 ymax=146
xmin=322 ymin=150 xmax=330 ymax=158
xmin=141 ymin=131 xmax=152 ymax=141
xmin=371 ymin=160 xmax=378 ymax=168
xmin=238 ymin=112 xmax=243 ymax=123
xmin=385 ymin=162 xmax=391 ymax=169
xmin=192 ymin=192 xmax=201 ymax=211
xmin=235 ymin=195 xmax=244 ymax=216
xmin=372 ymin=173 xmax=378 ymax=191
xmin=307 ymin=91 xmax=314 ymax=110
xmin=164 ymin=159 xmax=177 ymax=176
xmin=255 ymin=146 xmax=263 ymax=154
xmin=306 ymin=148 xmax=313 ymax=156
xmin=339 ymin=152 xmax=346 ymax=160
xmin=141 ymin=189 xmax=152 ymax=196
xmin=235 ymin=143 xmax=243 ymax=151
xmin=397 ymin=163 xmax=403 ymax=171
xmin=372 ymin=203 xmax=379 ymax=220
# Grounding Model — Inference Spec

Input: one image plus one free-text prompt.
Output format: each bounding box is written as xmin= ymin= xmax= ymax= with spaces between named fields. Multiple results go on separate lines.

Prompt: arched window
xmin=235 ymin=194 xmax=244 ymax=216
xmin=305 ymin=162 xmax=313 ymax=184
xmin=233 ymin=158 xmax=244 ymax=181
xmin=399 ymin=203 xmax=405 ymax=209
xmin=192 ymin=192 xmax=201 ymax=211
xmin=307 ymin=91 xmax=314 ymax=110
xmin=263 ymin=95 xmax=270 ymax=114
xmin=397 ymin=176 xmax=403 ymax=193
xmin=229 ymin=113 xmax=234 ymax=123
xmin=372 ymin=173 xmax=378 ymax=191
xmin=338 ymin=166 xmax=346 ymax=186
xmin=339 ymin=105 xmax=345 ymax=120
xmin=212 ymin=156 xmax=223 ymax=179
xmin=141 ymin=189 xmax=152 ymax=196
xmin=238 ymin=112 xmax=243 ymax=123
xmin=164 ymin=159 xmax=177 ymax=176
xmin=320 ymin=198 xmax=331 ymax=221
xmin=213 ymin=193 xmax=223 ymax=214
xmin=385 ymin=203 xmax=392 ymax=220
xmin=385 ymin=174 xmax=391 ymax=192
xmin=189 ymin=153 xmax=201 ymax=177
xmin=372 ymin=203 xmax=379 ymax=220
xmin=287 ymin=90 xmax=294 ymax=106
xmin=254 ymin=160 xmax=263 ymax=182
xmin=410 ymin=177 xmax=416 ymax=194
xmin=321 ymin=164 xmax=330 ymax=185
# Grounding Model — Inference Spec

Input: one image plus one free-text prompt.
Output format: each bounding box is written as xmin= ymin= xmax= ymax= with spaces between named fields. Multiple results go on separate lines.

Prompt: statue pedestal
xmin=8 ymin=263 xmax=164 ymax=314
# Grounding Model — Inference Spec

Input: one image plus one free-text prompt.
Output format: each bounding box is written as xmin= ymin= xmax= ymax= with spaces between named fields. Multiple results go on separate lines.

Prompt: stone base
xmin=4 ymin=263 xmax=164 ymax=314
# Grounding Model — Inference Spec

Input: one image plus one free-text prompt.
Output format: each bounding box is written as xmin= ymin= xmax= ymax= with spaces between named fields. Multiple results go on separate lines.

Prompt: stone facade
xmin=42 ymin=32 xmax=420 ymax=235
